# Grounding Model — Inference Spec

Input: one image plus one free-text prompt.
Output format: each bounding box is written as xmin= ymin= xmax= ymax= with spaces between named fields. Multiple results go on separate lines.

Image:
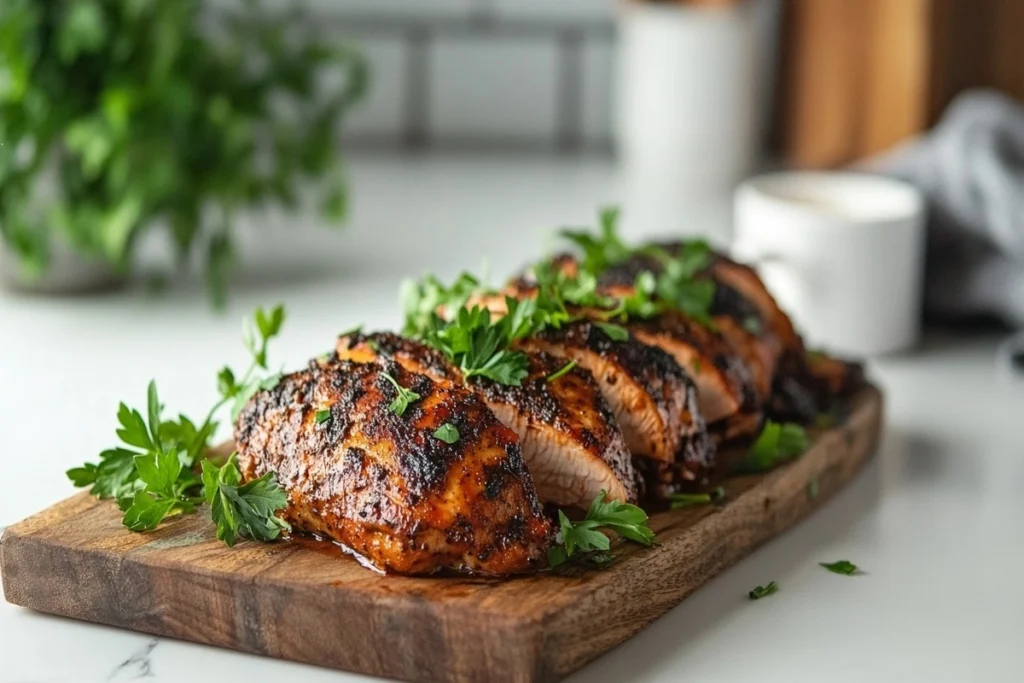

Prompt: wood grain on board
xmin=1 ymin=386 xmax=882 ymax=683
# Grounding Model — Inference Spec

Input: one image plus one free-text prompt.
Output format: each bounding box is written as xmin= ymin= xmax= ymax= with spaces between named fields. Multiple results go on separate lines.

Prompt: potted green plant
xmin=0 ymin=0 xmax=366 ymax=304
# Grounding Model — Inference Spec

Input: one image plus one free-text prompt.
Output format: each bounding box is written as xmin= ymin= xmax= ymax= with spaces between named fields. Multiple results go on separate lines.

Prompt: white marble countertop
xmin=2 ymin=154 xmax=1023 ymax=682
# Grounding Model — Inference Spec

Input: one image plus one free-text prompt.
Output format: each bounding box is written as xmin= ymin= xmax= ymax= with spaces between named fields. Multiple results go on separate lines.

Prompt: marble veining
xmin=108 ymin=638 xmax=159 ymax=681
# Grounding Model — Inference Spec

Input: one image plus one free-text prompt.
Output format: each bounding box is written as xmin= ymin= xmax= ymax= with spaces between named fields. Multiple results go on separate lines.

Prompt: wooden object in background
xmin=779 ymin=0 xmax=1024 ymax=168
xmin=1 ymin=387 xmax=882 ymax=683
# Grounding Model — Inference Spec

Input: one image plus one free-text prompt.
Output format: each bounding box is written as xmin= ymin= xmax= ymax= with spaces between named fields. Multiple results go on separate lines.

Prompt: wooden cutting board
xmin=0 ymin=386 xmax=882 ymax=683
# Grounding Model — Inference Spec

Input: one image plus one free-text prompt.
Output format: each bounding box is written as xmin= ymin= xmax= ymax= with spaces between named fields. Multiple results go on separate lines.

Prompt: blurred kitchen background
xmin=2 ymin=0 xmax=1024 ymax=356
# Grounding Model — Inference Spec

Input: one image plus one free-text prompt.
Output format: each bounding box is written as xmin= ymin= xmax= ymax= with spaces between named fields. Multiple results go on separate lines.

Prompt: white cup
xmin=732 ymin=172 xmax=926 ymax=356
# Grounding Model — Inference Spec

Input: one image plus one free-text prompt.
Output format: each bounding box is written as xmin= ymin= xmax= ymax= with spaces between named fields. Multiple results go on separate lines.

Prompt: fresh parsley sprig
xmin=560 ymin=206 xmax=631 ymax=275
xmin=646 ymin=242 xmax=718 ymax=329
xmin=558 ymin=208 xmax=719 ymax=329
xmin=819 ymin=560 xmax=860 ymax=576
xmin=546 ymin=359 xmax=577 ymax=383
xmin=432 ymin=423 xmax=460 ymax=443
xmin=411 ymin=298 xmax=539 ymax=386
xmin=201 ymin=453 xmax=290 ymax=547
xmin=740 ymin=420 xmax=810 ymax=473
xmin=381 ymin=372 xmax=422 ymax=416
xmin=748 ymin=581 xmax=780 ymax=600
xmin=400 ymin=272 xmax=482 ymax=338
xmin=548 ymin=491 xmax=655 ymax=568
xmin=67 ymin=305 xmax=290 ymax=544
xmin=669 ymin=486 xmax=725 ymax=510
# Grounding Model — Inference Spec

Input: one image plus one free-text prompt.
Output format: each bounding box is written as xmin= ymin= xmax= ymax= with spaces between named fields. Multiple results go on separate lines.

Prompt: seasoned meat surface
xmin=523 ymin=321 xmax=712 ymax=484
xmin=335 ymin=332 xmax=638 ymax=507
xmin=235 ymin=358 xmax=552 ymax=575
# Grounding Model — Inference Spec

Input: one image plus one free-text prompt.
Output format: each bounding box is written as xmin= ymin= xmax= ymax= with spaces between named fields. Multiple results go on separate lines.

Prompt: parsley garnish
xmin=558 ymin=209 xmax=718 ymax=329
xmin=381 ymin=372 xmax=421 ymax=416
xmin=669 ymin=486 xmax=725 ymax=510
xmin=201 ymin=454 xmax=290 ymax=547
xmin=432 ymin=423 xmax=460 ymax=444
xmin=410 ymin=297 xmax=536 ymax=386
xmin=741 ymin=420 xmax=810 ymax=472
xmin=338 ymin=324 xmax=363 ymax=339
xmin=748 ymin=581 xmax=779 ymax=600
xmin=595 ymin=322 xmax=629 ymax=341
xmin=559 ymin=206 xmax=631 ymax=275
xmin=647 ymin=242 xmax=717 ymax=329
xmin=547 ymin=491 xmax=655 ymax=568
xmin=546 ymin=359 xmax=578 ymax=382
xmin=401 ymin=271 xmax=482 ymax=338
xmin=819 ymin=560 xmax=860 ymax=575
xmin=315 ymin=409 xmax=332 ymax=424
xmin=67 ymin=305 xmax=290 ymax=544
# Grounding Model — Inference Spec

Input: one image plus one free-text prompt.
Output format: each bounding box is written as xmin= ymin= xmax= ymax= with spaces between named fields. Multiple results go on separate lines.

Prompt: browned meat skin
xmin=234 ymin=358 xmax=552 ymax=575
xmin=531 ymin=257 xmax=762 ymax=444
xmin=594 ymin=245 xmax=866 ymax=423
xmin=522 ymin=321 xmax=713 ymax=486
xmin=489 ymin=278 xmax=715 ymax=484
xmin=770 ymin=350 xmax=866 ymax=423
xmin=335 ymin=332 xmax=639 ymax=507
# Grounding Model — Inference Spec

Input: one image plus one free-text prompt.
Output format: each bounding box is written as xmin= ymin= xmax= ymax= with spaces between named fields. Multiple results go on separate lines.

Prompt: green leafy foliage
xmin=741 ymin=420 xmax=810 ymax=472
xmin=668 ymin=486 xmax=725 ymax=510
xmin=400 ymin=272 xmax=482 ymax=338
xmin=201 ymin=454 xmax=290 ymax=547
xmin=432 ymin=423 xmax=460 ymax=444
xmin=0 ymin=1 xmax=366 ymax=302
xmin=545 ymin=359 xmax=577 ymax=383
xmin=748 ymin=581 xmax=779 ymax=600
xmin=646 ymin=242 xmax=717 ymax=329
xmin=594 ymin=322 xmax=629 ymax=342
xmin=558 ymin=209 xmax=718 ymax=329
xmin=314 ymin=408 xmax=331 ymax=424
xmin=381 ymin=372 xmax=422 ymax=417
xmin=548 ymin=491 xmax=655 ymax=568
xmin=67 ymin=304 xmax=288 ymax=543
xmin=819 ymin=560 xmax=860 ymax=576
xmin=560 ymin=207 xmax=631 ymax=275
xmin=409 ymin=296 xmax=536 ymax=387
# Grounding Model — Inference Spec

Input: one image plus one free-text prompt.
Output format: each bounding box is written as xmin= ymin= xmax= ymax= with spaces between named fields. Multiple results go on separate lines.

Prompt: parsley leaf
xmin=201 ymin=454 xmax=290 ymax=547
xmin=548 ymin=490 xmax=655 ymax=568
xmin=742 ymin=420 xmax=810 ymax=472
xmin=546 ymin=359 xmax=578 ymax=382
xmin=401 ymin=272 xmax=481 ymax=338
xmin=748 ymin=581 xmax=779 ymax=600
xmin=315 ymin=409 xmax=332 ymax=424
xmin=559 ymin=207 xmax=631 ymax=275
xmin=432 ymin=423 xmax=460 ymax=444
xmin=67 ymin=305 xmax=290 ymax=545
xmin=595 ymin=322 xmax=629 ymax=342
xmin=381 ymin=372 xmax=422 ymax=417
xmin=415 ymin=301 xmax=533 ymax=386
xmin=669 ymin=486 xmax=725 ymax=510
xmin=819 ymin=560 xmax=860 ymax=575
xmin=338 ymin=324 xmax=363 ymax=339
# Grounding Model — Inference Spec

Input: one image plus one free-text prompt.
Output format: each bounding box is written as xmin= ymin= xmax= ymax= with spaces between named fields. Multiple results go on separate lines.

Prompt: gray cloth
xmin=871 ymin=90 xmax=1024 ymax=328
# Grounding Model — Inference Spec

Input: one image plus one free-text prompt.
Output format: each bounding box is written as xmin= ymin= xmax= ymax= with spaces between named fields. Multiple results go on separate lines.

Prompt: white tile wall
xmin=581 ymin=39 xmax=615 ymax=146
xmin=430 ymin=38 xmax=560 ymax=142
xmin=341 ymin=37 xmax=407 ymax=140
